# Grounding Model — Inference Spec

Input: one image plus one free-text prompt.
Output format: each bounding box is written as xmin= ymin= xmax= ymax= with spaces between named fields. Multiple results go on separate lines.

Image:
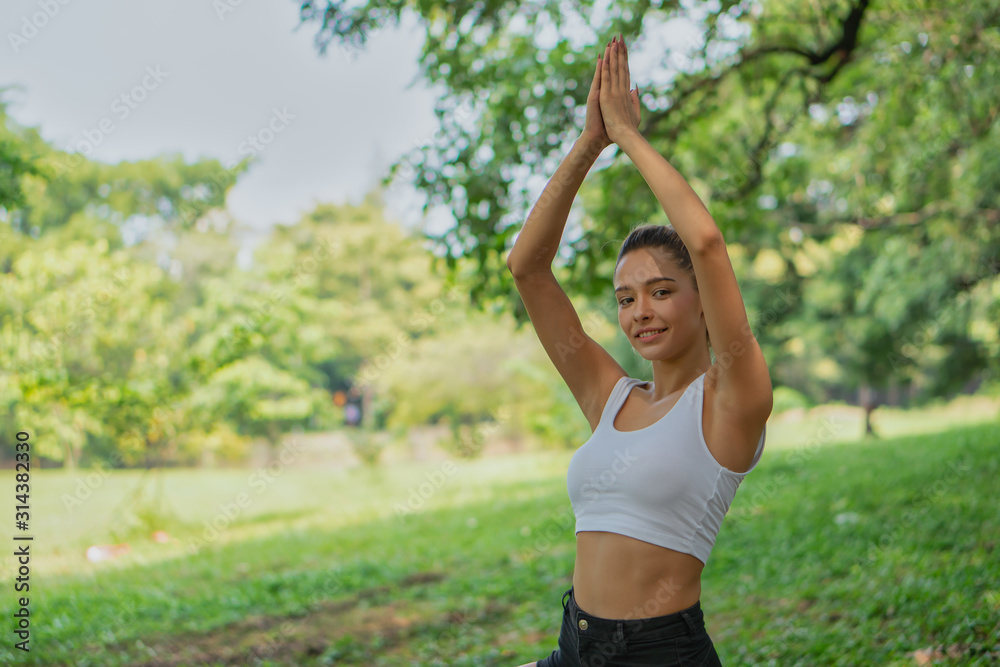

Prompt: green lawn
xmin=1 ymin=418 xmax=998 ymax=666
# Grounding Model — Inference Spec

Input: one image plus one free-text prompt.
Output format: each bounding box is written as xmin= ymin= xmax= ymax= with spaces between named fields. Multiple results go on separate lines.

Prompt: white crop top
xmin=566 ymin=371 xmax=765 ymax=565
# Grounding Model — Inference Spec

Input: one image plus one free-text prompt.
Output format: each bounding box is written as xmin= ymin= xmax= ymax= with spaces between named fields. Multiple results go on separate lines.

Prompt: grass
xmin=0 ymin=416 xmax=997 ymax=666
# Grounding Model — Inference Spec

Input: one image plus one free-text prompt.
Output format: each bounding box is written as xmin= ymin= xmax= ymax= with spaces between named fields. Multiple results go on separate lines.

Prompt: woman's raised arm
xmin=504 ymin=42 xmax=631 ymax=430
xmin=600 ymin=35 xmax=718 ymax=253
xmin=602 ymin=35 xmax=773 ymax=429
xmin=505 ymin=45 xmax=617 ymax=276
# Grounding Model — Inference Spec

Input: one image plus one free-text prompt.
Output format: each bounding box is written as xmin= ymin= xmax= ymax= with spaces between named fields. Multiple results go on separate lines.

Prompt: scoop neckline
xmin=610 ymin=373 xmax=704 ymax=434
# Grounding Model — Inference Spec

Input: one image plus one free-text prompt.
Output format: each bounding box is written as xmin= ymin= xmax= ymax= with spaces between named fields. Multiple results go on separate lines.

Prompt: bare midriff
xmin=572 ymin=530 xmax=704 ymax=619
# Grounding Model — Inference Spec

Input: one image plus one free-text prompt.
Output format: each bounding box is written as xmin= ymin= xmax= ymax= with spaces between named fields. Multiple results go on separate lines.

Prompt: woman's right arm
xmin=506 ymin=51 xmax=614 ymax=276
xmin=504 ymin=47 xmax=628 ymax=432
xmin=504 ymin=135 xmax=606 ymax=277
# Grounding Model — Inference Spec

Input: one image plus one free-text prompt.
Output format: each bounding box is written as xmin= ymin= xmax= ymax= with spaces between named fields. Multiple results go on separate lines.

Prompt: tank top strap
xmin=600 ymin=376 xmax=642 ymax=427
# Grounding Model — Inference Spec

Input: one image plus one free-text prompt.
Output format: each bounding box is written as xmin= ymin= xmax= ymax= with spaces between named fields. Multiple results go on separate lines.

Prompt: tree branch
xmin=795 ymin=206 xmax=1000 ymax=235
xmin=642 ymin=0 xmax=870 ymax=137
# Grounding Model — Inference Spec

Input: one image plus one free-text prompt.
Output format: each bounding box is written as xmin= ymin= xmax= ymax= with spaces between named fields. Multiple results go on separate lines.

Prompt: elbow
xmin=506 ymin=251 xmax=546 ymax=279
xmin=507 ymin=262 xmax=535 ymax=280
xmin=688 ymin=229 xmax=725 ymax=255
xmin=506 ymin=259 xmax=529 ymax=280
xmin=507 ymin=260 xmax=550 ymax=281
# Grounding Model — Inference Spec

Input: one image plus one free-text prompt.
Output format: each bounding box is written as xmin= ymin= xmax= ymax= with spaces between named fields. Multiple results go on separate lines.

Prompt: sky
xmin=0 ymin=0 xmax=447 ymax=261
xmin=1 ymin=0 xmax=708 ymax=266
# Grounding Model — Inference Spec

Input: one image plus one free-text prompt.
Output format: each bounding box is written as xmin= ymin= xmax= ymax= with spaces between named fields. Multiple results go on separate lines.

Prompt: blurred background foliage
xmin=2 ymin=0 xmax=998 ymax=468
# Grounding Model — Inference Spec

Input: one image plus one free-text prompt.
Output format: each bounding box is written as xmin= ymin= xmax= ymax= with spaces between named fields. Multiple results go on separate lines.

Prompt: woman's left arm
xmin=615 ymin=131 xmax=722 ymax=253
xmin=622 ymin=129 xmax=772 ymax=421
xmin=601 ymin=37 xmax=772 ymax=422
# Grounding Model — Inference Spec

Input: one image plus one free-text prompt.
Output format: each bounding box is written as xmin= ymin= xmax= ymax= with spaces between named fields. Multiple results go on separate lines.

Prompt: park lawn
xmin=0 ymin=420 xmax=997 ymax=666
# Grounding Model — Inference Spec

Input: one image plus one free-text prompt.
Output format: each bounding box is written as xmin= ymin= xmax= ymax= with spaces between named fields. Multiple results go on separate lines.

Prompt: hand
xmin=599 ymin=34 xmax=641 ymax=145
xmin=581 ymin=50 xmax=612 ymax=150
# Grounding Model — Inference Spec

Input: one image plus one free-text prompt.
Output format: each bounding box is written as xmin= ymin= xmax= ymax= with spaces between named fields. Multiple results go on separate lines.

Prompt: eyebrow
xmin=614 ymin=276 xmax=677 ymax=294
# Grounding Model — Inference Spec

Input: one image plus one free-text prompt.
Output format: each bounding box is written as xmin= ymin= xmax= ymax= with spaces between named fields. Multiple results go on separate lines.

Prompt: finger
xmin=602 ymin=41 xmax=611 ymax=89
xmin=610 ymin=36 xmax=619 ymax=90
xmin=590 ymin=57 xmax=601 ymax=96
xmin=617 ymin=38 xmax=628 ymax=92
xmin=622 ymin=34 xmax=632 ymax=90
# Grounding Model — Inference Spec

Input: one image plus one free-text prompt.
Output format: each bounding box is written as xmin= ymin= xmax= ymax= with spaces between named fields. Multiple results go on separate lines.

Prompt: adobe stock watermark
xmin=213 ymin=0 xmax=245 ymax=21
xmin=554 ymin=258 xmax=796 ymax=366
xmin=7 ymin=0 xmax=73 ymax=53
xmin=185 ymin=437 xmax=307 ymax=555
xmin=518 ymin=507 xmax=574 ymax=563
xmin=393 ymin=407 xmax=508 ymax=518
xmin=237 ymin=107 xmax=295 ymax=160
xmin=173 ymin=107 xmax=295 ymax=228
xmin=301 ymin=564 xmax=347 ymax=608
xmin=574 ymin=576 xmax=686 ymax=663
xmin=50 ymin=66 xmax=168 ymax=175
xmin=623 ymin=577 xmax=685 ymax=620
xmin=385 ymin=99 xmax=478 ymax=195
xmin=221 ymin=235 xmax=339 ymax=353
xmin=527 ymin=134 xmax=610 ymax=216
xmin=520 ymin=445 xmax=638 ymax=562
xmin=393 ymin=460 xmax=458 ymax=518
xmin=116 ymin=394 xmax=183 ymax=462
xmin=725 ymin=416 xmax=844 ymax=527
xmin=61 ymin=450 xmax=127 ymax=513
xmin=577 ymin=447 xmax=639 ymax=502
xmin=16 ymin=265 xmax=131 ymax=377
xmin=353 ymin=283 xmax=464 ymax=386
xmin=249 ymin=565 xmax=352 ymax=662
xmin=242 ymin=622 xmax=298 ymax=666
xmin=888 ymin=253 xmax=998 ymax=372
xmin=863 ymin=457 xmax=971 ymax=564
xmin=720 ymin=108 xmax=809 ymax=199
xmin=97 ymin=598 xmax=139 ymax=644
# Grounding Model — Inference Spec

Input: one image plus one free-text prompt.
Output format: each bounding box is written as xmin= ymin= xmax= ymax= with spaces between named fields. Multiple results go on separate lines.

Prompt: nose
xmin=632 ymin=294 xmax=654 ymax=320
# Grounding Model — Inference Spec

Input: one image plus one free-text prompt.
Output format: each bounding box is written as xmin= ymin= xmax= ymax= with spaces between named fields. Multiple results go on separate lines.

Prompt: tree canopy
xmin=297 ymin=0 xmax=1000 ymax=412
xmin=1 ymin=1 xmax=996 ymax=469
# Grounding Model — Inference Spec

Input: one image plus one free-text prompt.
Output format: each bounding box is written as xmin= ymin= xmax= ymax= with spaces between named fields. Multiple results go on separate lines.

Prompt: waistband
xmin=563 ymin=586 xmax=705 ymax=639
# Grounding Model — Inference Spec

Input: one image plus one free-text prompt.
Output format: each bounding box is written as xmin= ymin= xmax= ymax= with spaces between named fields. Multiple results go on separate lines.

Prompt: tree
xmin=0 ymin=89 xmax=48 ymax=215
xmin=0 ymin=219 xmax=187 ymax=467
xmin=296 ymin=0 xmax=1000 ymax=404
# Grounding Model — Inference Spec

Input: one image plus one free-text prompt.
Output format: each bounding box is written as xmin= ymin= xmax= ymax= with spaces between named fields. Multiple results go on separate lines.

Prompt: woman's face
xmin=614 ymin=248 xmax=705 ymax=360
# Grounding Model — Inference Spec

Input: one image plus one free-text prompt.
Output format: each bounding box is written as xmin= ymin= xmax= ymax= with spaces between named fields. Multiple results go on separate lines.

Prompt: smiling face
xmin=614 ymin=247 xmax=706 ymax=360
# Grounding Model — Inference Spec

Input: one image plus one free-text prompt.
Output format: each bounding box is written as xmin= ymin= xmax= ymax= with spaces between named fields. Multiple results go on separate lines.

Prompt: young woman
xmin=507 ymin=34 xmax=773 ymax=666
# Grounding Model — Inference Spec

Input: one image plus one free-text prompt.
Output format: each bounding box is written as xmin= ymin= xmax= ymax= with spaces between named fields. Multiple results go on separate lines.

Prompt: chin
xmin=632 ymin=343 xmax=667 ymax=360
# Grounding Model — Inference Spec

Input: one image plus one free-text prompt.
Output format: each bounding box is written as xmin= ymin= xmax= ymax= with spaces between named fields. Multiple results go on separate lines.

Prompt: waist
xmin=566 ymin=586 xmax=706 ymax=639
xmin=573 ymin=531 xmax=703 ymax=618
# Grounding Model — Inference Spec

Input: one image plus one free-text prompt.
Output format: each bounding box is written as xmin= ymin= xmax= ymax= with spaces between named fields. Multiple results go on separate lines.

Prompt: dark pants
xmin=537 ymin=587 xmax=724 ymax=667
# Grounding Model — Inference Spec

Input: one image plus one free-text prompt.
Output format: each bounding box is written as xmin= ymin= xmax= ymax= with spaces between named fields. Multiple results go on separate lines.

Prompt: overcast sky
xmin=2 ymin=1 xmax=706 ymax=266
xmin=1 ymin=0 xmax=450 ymax=258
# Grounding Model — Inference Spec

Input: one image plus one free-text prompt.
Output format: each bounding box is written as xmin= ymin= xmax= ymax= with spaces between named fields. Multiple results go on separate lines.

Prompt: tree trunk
xmin=864 ymin=405 xmax=878 ymax=438
xmin=860 ymin=384 xmax=879 ymax=439
xmin=266 ymin=422 xmax=281 ymax=465
xmin=361 ymin=384 xmax=375 ymax=430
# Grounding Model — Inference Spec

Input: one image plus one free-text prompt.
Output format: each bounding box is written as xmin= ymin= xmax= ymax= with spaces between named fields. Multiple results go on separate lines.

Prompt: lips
xmin=636 ymin=328 xmax=667 ymax=339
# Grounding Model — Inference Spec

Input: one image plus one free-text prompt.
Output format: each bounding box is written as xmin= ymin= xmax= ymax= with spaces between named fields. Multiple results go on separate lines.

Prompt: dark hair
xmin=616 ymin=223 xmax=710 ymax=347
xmin=616 ymin=224 xmax=697 ymax=291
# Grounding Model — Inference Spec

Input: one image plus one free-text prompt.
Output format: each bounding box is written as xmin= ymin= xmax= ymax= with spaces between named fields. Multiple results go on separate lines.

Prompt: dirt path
xmin=96 ymin=571 xmax=454 ymax=666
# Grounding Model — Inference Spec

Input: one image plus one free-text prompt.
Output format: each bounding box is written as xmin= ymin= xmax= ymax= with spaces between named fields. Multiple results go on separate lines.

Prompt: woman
xmin=507 ymin=34 xmax=773 ymax=666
